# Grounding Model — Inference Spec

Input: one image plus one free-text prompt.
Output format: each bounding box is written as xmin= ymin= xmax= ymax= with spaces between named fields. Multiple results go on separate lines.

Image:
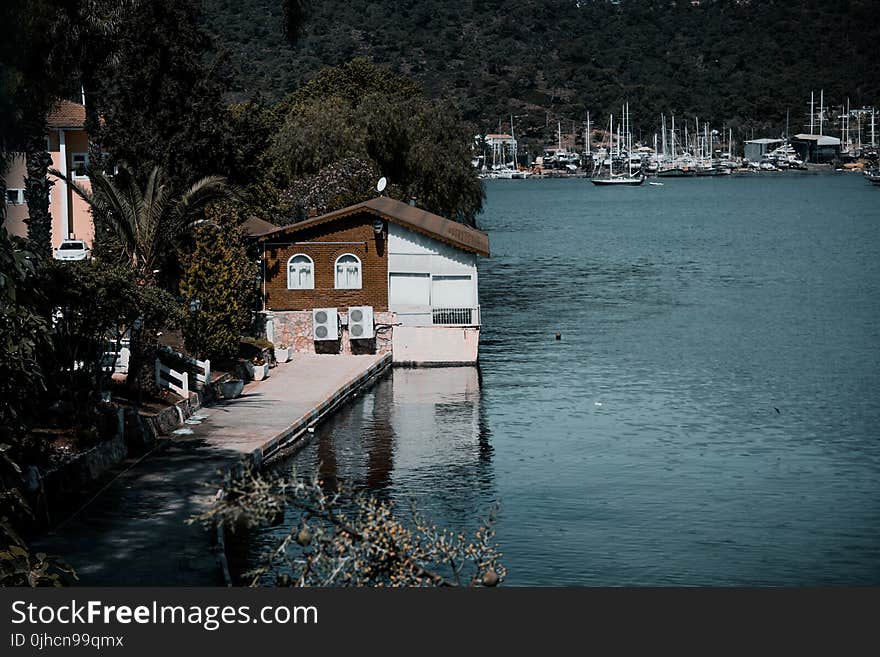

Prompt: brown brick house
xmin=261 ymin=210 xmax=389 ymax=312
xmin=257 ymin=196 xmax=490 ymax=364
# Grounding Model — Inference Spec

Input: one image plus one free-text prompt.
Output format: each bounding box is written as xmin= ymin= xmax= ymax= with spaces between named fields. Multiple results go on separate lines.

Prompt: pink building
xmin=4 ymin=100 xmax=94 ymax=249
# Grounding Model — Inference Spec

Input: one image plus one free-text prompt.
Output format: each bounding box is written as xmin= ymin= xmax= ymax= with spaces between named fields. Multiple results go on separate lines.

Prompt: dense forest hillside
xmin=202 ymin=0 xmax=880 ymax=152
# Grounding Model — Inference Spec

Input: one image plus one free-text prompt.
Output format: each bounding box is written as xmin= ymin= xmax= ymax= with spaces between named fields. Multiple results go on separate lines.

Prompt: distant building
xmin=483 ymin=133 xmax=517 ymax=150
xmin=791 ymin=134 xmax=842 ymax=164
xmin=744 ymin=138 xmax=783 ymax=162
xmin=4 ymin=100 xmax=94 ymax=249
xmin=258 ymin=196 xmax=489 ymax=365
xmin=483 ymin=133 xmax=518 ymax=168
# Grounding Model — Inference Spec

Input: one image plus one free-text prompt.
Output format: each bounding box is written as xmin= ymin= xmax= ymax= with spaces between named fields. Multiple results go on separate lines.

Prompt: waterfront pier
xmin=31 ymin=353 xmax=392 ymax=585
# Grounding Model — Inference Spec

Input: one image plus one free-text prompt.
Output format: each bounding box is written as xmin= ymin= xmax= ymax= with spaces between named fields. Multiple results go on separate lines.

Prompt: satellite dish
xmin=376 ymin=177 xmax=387 ymax=193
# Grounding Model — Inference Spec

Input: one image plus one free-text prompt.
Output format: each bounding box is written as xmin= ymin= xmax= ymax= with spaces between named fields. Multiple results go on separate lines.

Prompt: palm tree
xmin=51 ymin=164 xmax=233 ymax=402
xmin=52 ymin=164 xmax=233 ymax=283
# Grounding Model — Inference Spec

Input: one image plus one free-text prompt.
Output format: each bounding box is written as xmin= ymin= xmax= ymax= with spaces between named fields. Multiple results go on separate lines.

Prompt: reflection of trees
xmin=294 ymin=367 xmax=496 ymax=508
xmin=316 ymin=422 xmax=338 ymax=491
xmin=247 ymin=367 xmax=500 ymax=581
xmin=475 ymin=364 xmax=495 ymax=488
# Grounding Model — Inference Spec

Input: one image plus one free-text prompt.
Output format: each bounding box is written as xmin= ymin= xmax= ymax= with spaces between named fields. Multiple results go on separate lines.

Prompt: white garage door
xmin=389 ymin=272 xmax=431 ymax=307
xmin=390 ymin=272 xmax=432 ymax=326
xmin=431 ymin=275 xmax=473 ymax=308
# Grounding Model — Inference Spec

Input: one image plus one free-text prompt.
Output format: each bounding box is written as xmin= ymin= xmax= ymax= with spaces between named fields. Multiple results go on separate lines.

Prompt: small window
xmin=5 ymin=189 xmax=24 ymax=205
xmin=287 ymin=254 xmax=314 ymax=290
xmin=334 ymin=254 xmax=362 ymax=289
xmin=71 ymin=153 xmax=89 ymax=178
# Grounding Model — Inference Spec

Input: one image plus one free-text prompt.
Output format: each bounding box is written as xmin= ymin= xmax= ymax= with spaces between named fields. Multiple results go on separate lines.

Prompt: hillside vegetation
xmin=202 ymin=0 xmax=880 ymax=150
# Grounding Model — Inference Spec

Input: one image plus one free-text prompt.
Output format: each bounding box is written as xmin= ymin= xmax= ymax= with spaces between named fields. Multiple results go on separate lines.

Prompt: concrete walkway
xmin=33 ymin=354 xmax=391 ymax=586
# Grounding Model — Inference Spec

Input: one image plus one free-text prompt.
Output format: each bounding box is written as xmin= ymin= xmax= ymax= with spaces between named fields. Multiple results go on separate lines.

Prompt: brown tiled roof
xmin=46 ymin=100 xmax=86 ymax=128
xmin=242 ymin=215 xmax=279 ymax=238
xmin=259 ymin=196 xmax=490 ymax=257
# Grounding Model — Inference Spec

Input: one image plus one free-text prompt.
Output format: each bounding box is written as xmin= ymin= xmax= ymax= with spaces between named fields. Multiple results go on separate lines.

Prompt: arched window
xmin=287 ymin=254 xmax=314 ymax=290
xmin=334 ymin=254 xmax=362 ymax=289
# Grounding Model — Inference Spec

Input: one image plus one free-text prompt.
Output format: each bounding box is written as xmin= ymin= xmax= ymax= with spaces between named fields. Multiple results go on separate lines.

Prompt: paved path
xmin=33 ymin=354 xmax=390 ymax=586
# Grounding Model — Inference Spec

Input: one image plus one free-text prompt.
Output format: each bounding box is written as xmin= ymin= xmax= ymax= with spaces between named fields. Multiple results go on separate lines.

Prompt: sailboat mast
xmin=610 ymin=113 xmax=614 ymax=166
xmin=819 ymin=89 xmax=824 ymax=136
xmin=586 ymin=111 xmax=591 ymax=157
xmin=705 ymin=122 xmax=709 ymax=159
xmin=810 ymin=91 xmax=815 ymax=134
xmin=627 ymin=102 xmax=632 ymax=175
xmin=872 ymin=106 xmax=876 ymax=147
xmin=661 ymin=114 xmax=666 ymax=159
xmin=510 ymin=114 xmax=517 ymax=170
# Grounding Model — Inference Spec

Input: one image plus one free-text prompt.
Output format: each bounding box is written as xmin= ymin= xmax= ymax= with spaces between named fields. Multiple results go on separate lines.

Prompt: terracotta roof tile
xmin=259 ymin=196 xmax=490 ymax=257
xmin=242 ymin=215 xmax=279 ymax=238
xmin=46 ymin=100 xmax=86 ymax=128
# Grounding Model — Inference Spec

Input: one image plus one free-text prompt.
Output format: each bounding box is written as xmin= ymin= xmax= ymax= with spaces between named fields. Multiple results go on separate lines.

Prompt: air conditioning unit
xmin=347 ymin=306 xmax=374 ymax=340
xmin=312 ymin=308 xmax=339 ymax=341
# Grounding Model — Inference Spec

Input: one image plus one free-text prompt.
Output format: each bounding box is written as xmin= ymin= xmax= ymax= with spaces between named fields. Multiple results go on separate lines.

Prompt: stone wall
xmin=39 ymin=395 xmax=201 ymax=518
xmin=266 ymin=310 xmax=394 ymax=356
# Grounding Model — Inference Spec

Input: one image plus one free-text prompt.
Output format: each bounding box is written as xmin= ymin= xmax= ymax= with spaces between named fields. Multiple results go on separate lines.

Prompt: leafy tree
xmin=23 ymin=142 xmax=54 ymax=259
xmin=179 ymin=204 xmax=258 ymax=361
xmin=279 ymin=58 xmax=421 ymax=113
xmin=272 ymin=60 xmax=485 ymax=225
xmin=37 ymin=260 xmax=182 ymax=420
xmin=0 ymin=228 xmax=48 ymax=442
xmin=85 ymin=0 xmax=237 ymax=193
xmin=0 ymin=228 xmax=75 ymax=587
xmin=273 ymin=96 xmax=364 ymax=181
xmin=279 ymin=157 xmax=382 ymax=224
xmin=55 ymin=165 xmax=233 ymax=284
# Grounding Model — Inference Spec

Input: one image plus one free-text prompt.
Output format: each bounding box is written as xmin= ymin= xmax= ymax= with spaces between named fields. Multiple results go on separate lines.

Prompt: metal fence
xmin=432 ymin=307 xmax=480 ymax=326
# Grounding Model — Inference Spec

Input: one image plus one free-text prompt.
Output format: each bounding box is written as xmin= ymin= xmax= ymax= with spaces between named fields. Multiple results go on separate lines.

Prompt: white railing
xmin=432 ymin=306 xmax=481 ymax=326
xmin=158 ymin=346 xmax=211 ymax=386
xmin=155 ymin=359 xmax=189 ymax=398
xmin=103 ymin=340 xmax=130 ymax=374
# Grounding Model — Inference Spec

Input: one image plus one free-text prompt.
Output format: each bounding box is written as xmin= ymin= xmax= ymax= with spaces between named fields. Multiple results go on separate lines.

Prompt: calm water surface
xmin=251 ymin=173 xmax=880 ymax=585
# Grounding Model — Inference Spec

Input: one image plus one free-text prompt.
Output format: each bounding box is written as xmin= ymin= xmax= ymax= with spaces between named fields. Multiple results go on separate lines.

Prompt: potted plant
xmin=248 ymin=355 xmax=269 ymax=381
xmin=218 ymin=378 xmax=244 ymax=399
xmin=275 ymin=343 xmax=292 ymax=363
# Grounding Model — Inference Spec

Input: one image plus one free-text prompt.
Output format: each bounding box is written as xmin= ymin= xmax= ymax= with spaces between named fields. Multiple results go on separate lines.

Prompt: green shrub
xmin=180 ymin=205 xmax=258 ymax=361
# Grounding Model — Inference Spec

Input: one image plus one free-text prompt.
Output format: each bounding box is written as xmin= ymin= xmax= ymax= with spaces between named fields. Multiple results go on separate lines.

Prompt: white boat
xmin=543 ymin=122 xmax=581 ymax=170
xmin=591 ymin=103 xmax=644 ymax=186
xmin=493 ymin=167 xmax=530 ymax=179
xmin=765 ymin=142 xmax=805 ymax=169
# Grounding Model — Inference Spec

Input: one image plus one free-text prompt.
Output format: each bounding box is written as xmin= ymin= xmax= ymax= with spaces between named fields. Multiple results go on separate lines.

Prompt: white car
xmin=54 ymin=239 xmax=91 ymax=261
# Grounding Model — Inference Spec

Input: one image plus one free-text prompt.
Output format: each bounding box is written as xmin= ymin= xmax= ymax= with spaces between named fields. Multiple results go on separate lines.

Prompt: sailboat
xmin=492 ymin=115 xmax=531 ymax=178
xmin=591 ymin=103 xmax=644 ymax=186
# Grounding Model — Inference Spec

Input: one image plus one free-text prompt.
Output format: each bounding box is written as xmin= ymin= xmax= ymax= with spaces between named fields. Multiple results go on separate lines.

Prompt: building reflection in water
xmin=306 ymin=367 xmax=494 ymax=510
xmin=247 ymin=368 xmax=497 ymax=581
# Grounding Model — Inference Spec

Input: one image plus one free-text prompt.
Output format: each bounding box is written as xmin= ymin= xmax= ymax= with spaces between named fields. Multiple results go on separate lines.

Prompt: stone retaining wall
xmin=265 ymin=310 xmax=394 ymax=357
xmin=39 ymin=393 xmax=202 ymax=520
